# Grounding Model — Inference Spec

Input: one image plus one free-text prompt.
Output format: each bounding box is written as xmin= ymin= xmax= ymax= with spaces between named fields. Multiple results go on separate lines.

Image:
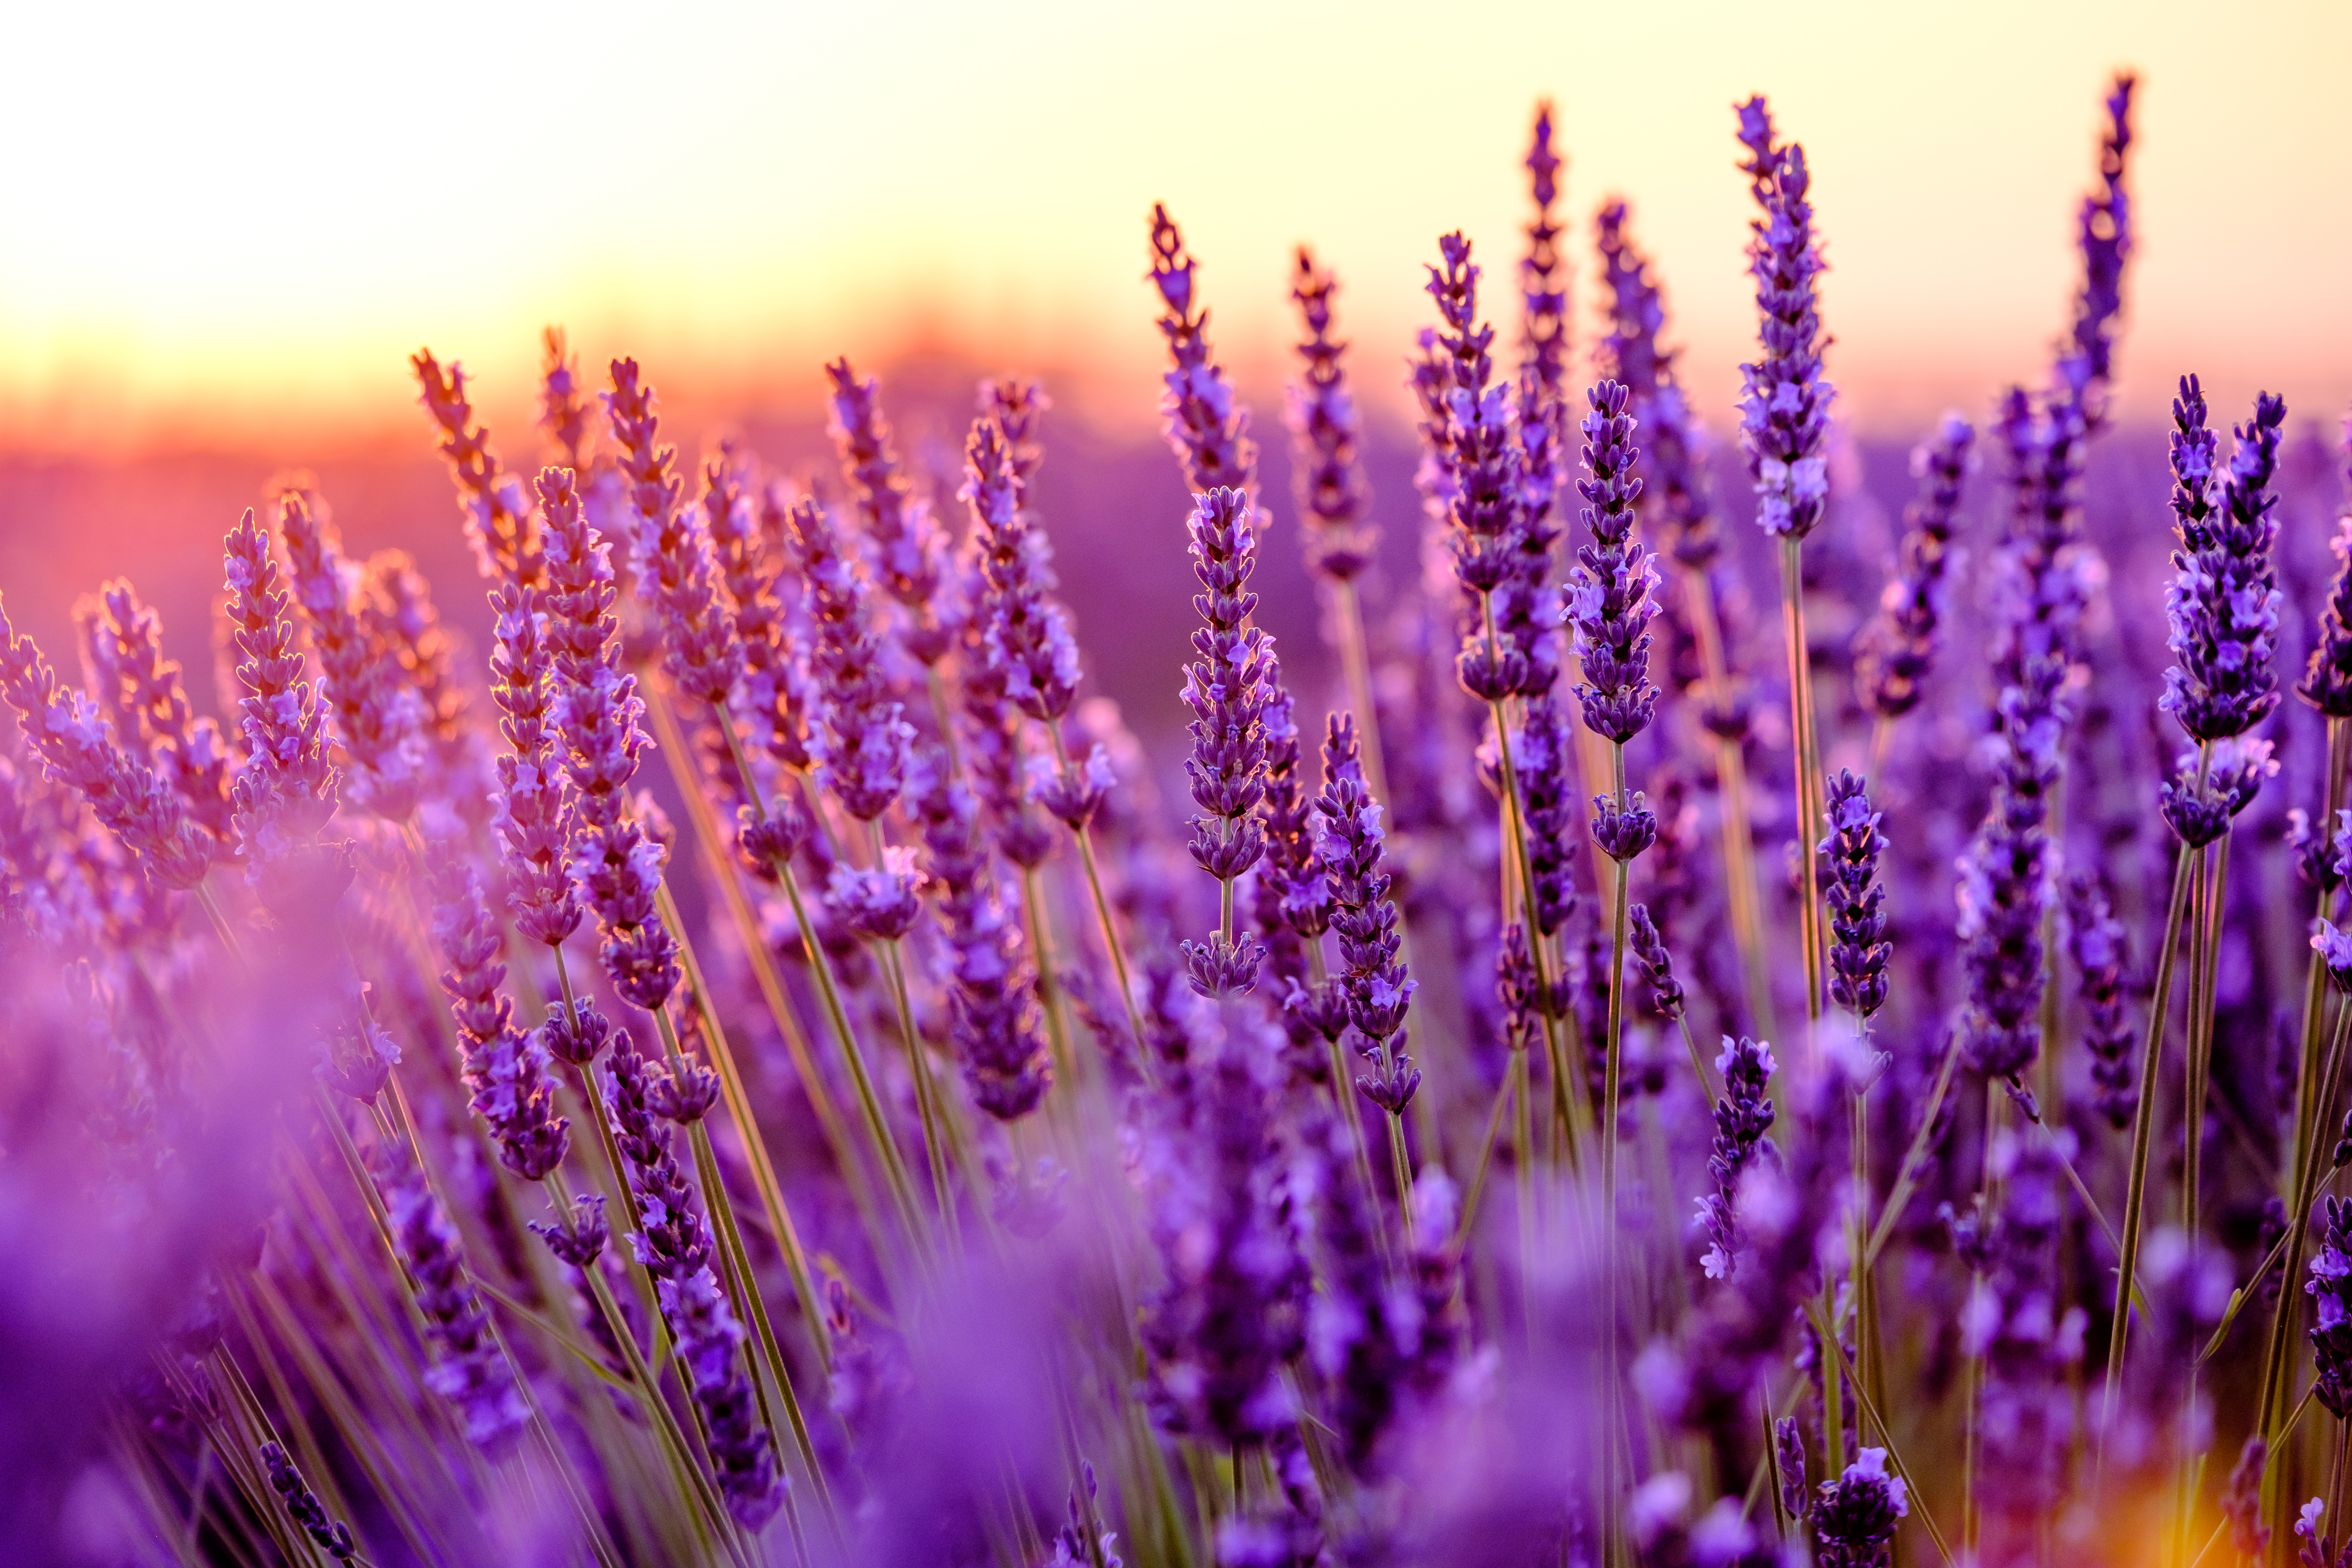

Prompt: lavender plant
xmin=24 ymin=70 xmax=2348 ymax=1568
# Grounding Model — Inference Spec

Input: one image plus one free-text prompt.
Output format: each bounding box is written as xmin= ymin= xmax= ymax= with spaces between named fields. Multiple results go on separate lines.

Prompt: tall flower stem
xmin=876 ymin=922 xmax=962 ymax=1258
xmin=773 ymin=853 xmax=932 ymax=1267
xmin=546 ymin=1168 xmax=745 ymax=1564
xmin=649 ymin=684 xmax=883 ymax=1250
xmin=2101 ymin=825 xmax=2200 ymax=1458
xmin=654 ymin=877 xmax=836 ymax=1371
xmin=2264 ymin=715 xmax=2352 ymax=1437
xmin=1017 ymin=863 xmax=1083 ymax=1101
xmin=707 ymin=701 xmax=932 ymax=1266
xmin=1599 ymin=739 xmax=1635 ymax=1552
xmin=1047 ymin=724 xmax=1154 ymax=1083
xmin=1488 ymin=700 xmax=1588 ymax=1171
xmin=648 ymin=976 xmax=838 ymax=1532
xmin=1329 ymin=579 xmax=1392 ymax=811
xmin=1683 ymin=573 xmax=1774 ymax=1035
xmin=1311 ymin=944 xmax=1391 ymax=1264
xmin=1780 ymin=538 xmax=1826 ymax=1024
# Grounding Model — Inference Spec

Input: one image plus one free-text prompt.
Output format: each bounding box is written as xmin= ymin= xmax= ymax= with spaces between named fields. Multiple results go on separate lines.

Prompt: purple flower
xmin=1567 ymin=379 xmax=1659 ymax=744
xmin=608 ymin=367 xmax=747 ymax=717
xmin=1856 ymin=415 xmax=1974 ymax=719
xmin=1148 ymin=204 xmax=1257 ymax=500
xmin=0 ymin=599 xmax=213 ymax=891
xmin=828 ymin=845 xmax=927 ymax=942
xmin=828 ymin=357 xmax=954 ymax=665
xmin=1697 ymin=1034 xmax=1779 ymax=1280
xmin=1422 ymin=232 xmax=1534 ymax=701
xmin=1317 ymin=714 xmax=1415 ymax=1091
xmin=2301 ymin=419 xmax=2352 ymax=717
xmin=276 ymin=485 xmax=429 ymax=820
xmin=1520 ymin=101 xmax=1569 ymax=425
xmin=412 ymin=349 xmax=540 ymax=586
xmin=1590 ymin=791 xmax=1659 ymax=863
xmin=715 ymin=475 xmax=814 ymax=774
xmin=226 ymin=504 xmax=350 ymax=917
xmin=1819 ymin=770 xmax=1890 ymax=1019
xmin=2062 ymin=75 xmax=2136 ymax=415
xmin=536 ymin=469 xmax=679 ymax=1011
xmin=2317 ymin=920 xmax=2352 ymax=995
xmin=430 ymin=857 xmax=570 ymax=1180
xmin=539 ymin=326 xmax=594 ymax=472
xmin=1812 ymin=1447 xmax=1907 ymax=1568
xmin=1516 ymin=693 xmax=1580 ymax=933
xmin=262 ymin=1441 xmax=359 ymax=1564
xmin=1735 ymin=96 xmax=1835 ymax=540
xmin=2161 ymin=376 xmax=2287 ymax=744
xmin=376 ymin=1141 xmax=527 ymax=1451
xmin=783 ymin=493 xmax=913 ymax=822
xmin=1283 ymin=250 xmax=1373 ymax=581
xmin=964 ymin=410 xmax=1082 ymax=723
xmin=1179 ymin=487 xmax=1274 ymax=910
xmin=1628 ymin=902 xmax=1684 ymax=1021
xmin=1140 ymin=1024 xmax=1304 ymax=1449
xmin=1596 ymin=199 xmax=1718 ymax=570
xmin=910 ymin=748 xmax=1049 ymax=1120
xmin=487 ymin=583 xmax=585 ymax=946
xmin=2064 ymin=873 xmax=2136 ymax=1128
xmin=77 ymin=581 xmax=233 ymax=845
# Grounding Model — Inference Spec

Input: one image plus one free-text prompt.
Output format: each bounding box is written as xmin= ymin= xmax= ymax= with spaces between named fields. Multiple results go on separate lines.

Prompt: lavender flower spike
xmin=1318 ymin=713 xmax=1417 ymax=1112
xmin=261 ymin=1442 xmax=359 ymax=1564
xmin=1567 ymin=379 xmax=1658 ymax=745
xmin=1148 ymin=204 xmax=1256 ymax=500
xmin=1812 ymin=1447 xmax=1908 ymax=1568
xmin=2162 ymin=377 xmax=2287 ymax=743
xmin=605 ymin=360 xmax=745 ymax=712
xmin=1284 ymin=249 xmax=1373 ymax=581
xmin=964 ymin=414 xmax=1083 ymax=724
xmin=1735 ymin=96 xmax=1835 ymax=540
xmin=1856 ymin=415 xmax=1974 ymax=720
xmin=2298 ymin=413 xmax=2352 ymax=717
xmin=2065 ymin=873 xmax=2136 ymax=1128
xmin=412 ymin=349 xmax=541 ymax=586
xmin=605 ymin=1037 xmax=780 ymax=1526
xmin=783 ymin=493 xmax=913 ymax=823
xmin=376 ymin=1143 xmax=528 ymax=1451
xmin=828 ymin=358 xmax=954 ymax=665
xmin=537 ymin=468 xmax=680 ymax=1011
xmin=2063 ymin=74 xmax=2136 ymax=416
xmin=80 ymin=581 xmax=233 ymax=845
xmin=0 ymin=597 xmax=212 ymax=890
xmin=278 ymin=485 xmax=429 ymax=821
xmin=1819 ymin=771 xmax=1890 ymax=1019
xmin=1698 ymin=1034 xmax=1778 ymax=1279
xmin=1596 ymin=199 xmax=1719 ymax=570
xmin=1179 ymin=486 xmax=1273 ymax=997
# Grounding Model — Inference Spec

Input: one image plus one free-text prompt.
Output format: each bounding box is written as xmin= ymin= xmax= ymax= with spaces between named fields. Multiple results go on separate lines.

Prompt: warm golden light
xmin=0 ymin=0 xmax=2347 ymax=454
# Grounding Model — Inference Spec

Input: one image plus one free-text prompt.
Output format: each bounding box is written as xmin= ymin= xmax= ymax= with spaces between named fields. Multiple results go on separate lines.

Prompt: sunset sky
xmin=0 ymin=0 xmax=2345 ymax=454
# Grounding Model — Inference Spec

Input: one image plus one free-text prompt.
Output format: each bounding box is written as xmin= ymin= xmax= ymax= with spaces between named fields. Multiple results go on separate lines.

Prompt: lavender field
xmin=4 ymin=72 xmax=2348 ymax=1568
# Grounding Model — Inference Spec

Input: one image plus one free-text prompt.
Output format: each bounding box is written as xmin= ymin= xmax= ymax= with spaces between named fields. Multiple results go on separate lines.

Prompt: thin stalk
xmin=772 ymin=853 xmax=932 ymax=1266
xmin=654 ymin=1004 xmax=840 ymax=1536
xmin=2259 ymin=1003 xmax=2352 ymax=1455
xmin=879 ymin=931 xmax=962 ymax=1257
xmin=550 ymin=1169 xmax=745 ymax=1565
xmin=1487 ymin=696 xmax=1587 ymax=1172
xmin=1850 ymin=1074 xmax=1879 ymax=1439
xmin=657 ymin=881 xmax=835 ymax=1371
xmin=1779 ymin=537 xmax=1826 ymax=1025
xmin=1454 ymin=1057 xmax=1519 ymax=1250
xmin=1962 ymin=1082 xmax=2005 ymax=1559
xmin=2178 ymin=833 xmax=2230 ymax=1557
xmin=1682 ymin=563 xmax=1774 ymax=1036
xmin=1044 ymin=724 xmax=1157 ymax=1088
xmin=2102 ymin=840 xmax=2199 ymax=1457
xmin=1019 ymin=865 xmax=1082 ymax=1103
xmin=1315 ymin=949 xmax=1391 ymax=1266
xmin=651 ymin=687 xmax=882 ymax=1255
xmin=1329 ymin=576 xmax=1393 ymax=811
xmin=1600 ymin=739 xmax=1633 ymax=1566
xmin=1807 ymin=1302 xmax=1958 ymax=1566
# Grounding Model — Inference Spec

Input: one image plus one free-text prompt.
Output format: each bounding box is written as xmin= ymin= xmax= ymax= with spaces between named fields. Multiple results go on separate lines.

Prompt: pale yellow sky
xmin=0 ymin=0 xmax=2344 ymax=452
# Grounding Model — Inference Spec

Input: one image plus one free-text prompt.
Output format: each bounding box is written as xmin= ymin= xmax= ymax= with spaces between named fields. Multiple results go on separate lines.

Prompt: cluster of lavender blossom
xmin=9 ymin=69 xmax=2352 ymax=1568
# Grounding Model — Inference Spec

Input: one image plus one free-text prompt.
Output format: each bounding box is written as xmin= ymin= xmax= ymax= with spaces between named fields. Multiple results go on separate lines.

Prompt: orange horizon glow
xmin=1 ymin=0 xmax=2348 ymax=461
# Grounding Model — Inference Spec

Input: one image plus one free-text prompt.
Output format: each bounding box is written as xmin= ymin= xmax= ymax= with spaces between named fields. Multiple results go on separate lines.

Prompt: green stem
xmin=2100 ymin=840 xmax=2198 ymax=1467
xmin=1779 ymin=537 xmax=1826 ymax=1026
xmin=1047 ymin=724 xmax=1156 ymax=1087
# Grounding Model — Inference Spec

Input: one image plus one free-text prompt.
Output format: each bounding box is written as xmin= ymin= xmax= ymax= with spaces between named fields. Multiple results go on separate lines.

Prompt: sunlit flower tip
xmin=1180 ymin=930 xmax=1266 ymax=999
xmin=1028 ymin=742 xmax=1114 ymax=830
